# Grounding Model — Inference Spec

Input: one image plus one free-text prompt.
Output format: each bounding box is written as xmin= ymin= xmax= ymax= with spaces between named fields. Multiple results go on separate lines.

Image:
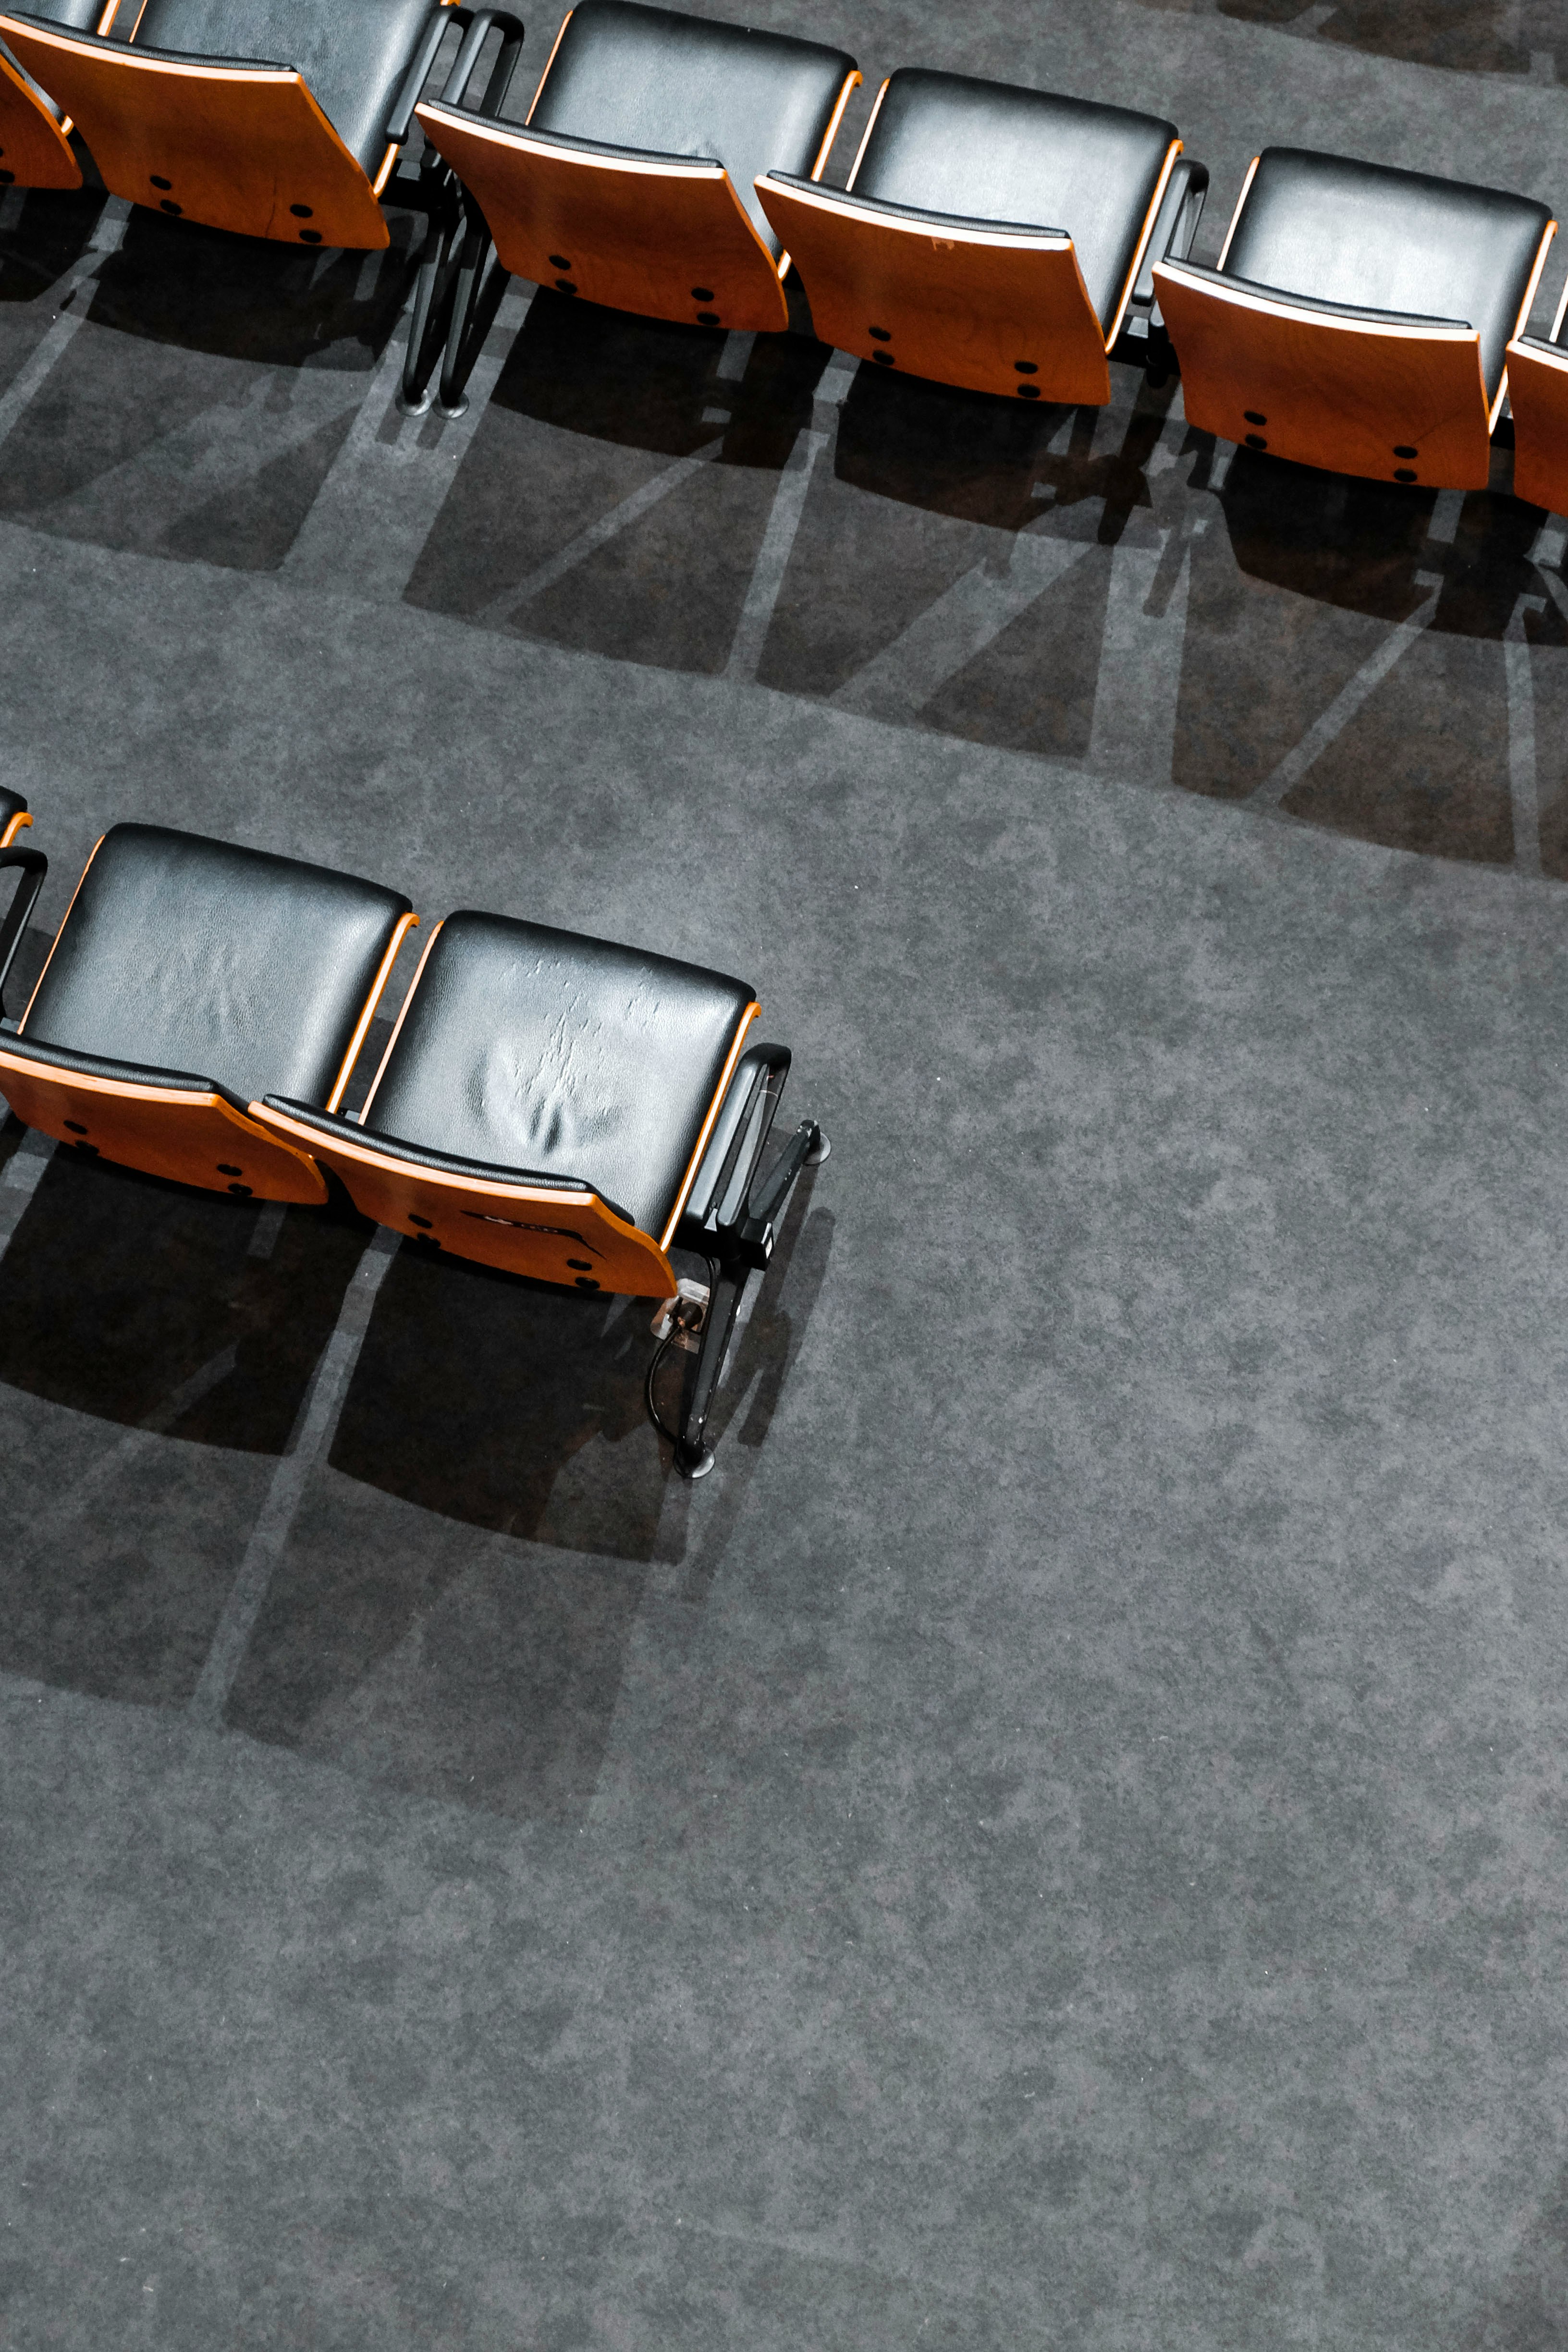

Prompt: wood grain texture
xmin=1154 ymin=257 xmax=1492 ymax=489
xmin=0 ymin=808 xmax=33 ymax=849
xmin=1505 ymin=336 xmax=1568 ymax=515
xmin=0 ymin=1055 xmax=329 ymax=1202
xmin=416 ymin=101 xmax=789 ymax=333
xmin=252 ymin=1102 xmax=680 ymax=1298
xmin=757 ymin=174 xmax=1111 ymax=404
xmin=0 ymin=49 xmax=83 ymax=190
xmin=0 ymin=16 xmax=388 ymax=246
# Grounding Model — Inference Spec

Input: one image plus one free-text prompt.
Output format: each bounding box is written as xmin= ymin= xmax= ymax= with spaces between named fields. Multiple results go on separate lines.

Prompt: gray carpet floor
xmin=2 ymin=0 xmax=1568 ymax=2344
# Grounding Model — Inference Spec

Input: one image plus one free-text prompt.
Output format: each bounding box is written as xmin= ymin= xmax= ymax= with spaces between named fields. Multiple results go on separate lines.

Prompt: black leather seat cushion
xmin=363 ymin=910 xmax=756 ymax=1237
xmin=520 ymin=0 xmax=858 ymax=256
xmin=130 ymin=0 xmax=445 ymax=171
xmin=1224 ymin=147 xmax=1552 ymax=400
xmin=24 ymin=824 xmax=413 ymax=1106
xmin=0 ymin=787 xmax=25 ymax=832
xmin=852 ymin=68 xmax=1179 ymax=331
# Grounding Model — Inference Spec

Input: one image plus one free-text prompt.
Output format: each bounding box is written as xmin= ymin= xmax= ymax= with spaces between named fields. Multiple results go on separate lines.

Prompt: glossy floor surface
xmin=2 ymin=1 xmax=1568 ymax=2345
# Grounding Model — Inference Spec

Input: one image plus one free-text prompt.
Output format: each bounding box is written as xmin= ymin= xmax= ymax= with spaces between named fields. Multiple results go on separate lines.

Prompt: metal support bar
xmin=0 ymin=846 xmax=46 ymax=1022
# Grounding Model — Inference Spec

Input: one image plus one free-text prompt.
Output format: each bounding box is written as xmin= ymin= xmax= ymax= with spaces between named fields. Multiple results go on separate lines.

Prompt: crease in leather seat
xmin=0 ymin=0 xmax=462 ymax=244
xmin=757 ymin=66 xmax=1198 ymax=405
xmin=252 ymin=908 xmax=760 ymax=1298
xmin=414 ymin=0 xmax=860 ymax=338
xmin=0 ymin=0 xmax=112 ymax=193
xmin=1506 ymin=275 xmax=1568 ymax=517
xmin=0 ymin=823 xmax=415 ymax=1202
xmin=1153 ymin=146 xmax=1556 ymax=490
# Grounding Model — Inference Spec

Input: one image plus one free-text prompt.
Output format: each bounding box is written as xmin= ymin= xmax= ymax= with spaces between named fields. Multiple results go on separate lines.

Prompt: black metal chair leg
xmin=398 ymin=187 xmax=463 ymax=416
xmin=674 ymin=1258 xmax=748 ymax=1480
xmin=0 ymin=846 xmax=47 ymax=1022
xmin=435 ymin=211 xmax=509 ymax=419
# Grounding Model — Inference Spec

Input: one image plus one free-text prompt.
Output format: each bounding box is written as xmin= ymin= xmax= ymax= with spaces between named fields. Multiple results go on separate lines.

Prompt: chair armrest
xmin=680 ymin=1041 xmax=790 ymax=1239
xmin=1131 ymin=156 xmax=1209 ymax=312
xmin=430 ymin=2 xmax=525 ymax=121
xmin=0 ymin=845 xmax=46 ymax=1023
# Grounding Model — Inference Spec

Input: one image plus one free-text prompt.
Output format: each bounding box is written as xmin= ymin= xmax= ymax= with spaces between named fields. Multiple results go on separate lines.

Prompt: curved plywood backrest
xmin=1506 ymin=335 xmax=1568 ymax=517
xmin=415 ymin=102 xmax=791 ymax=334
xmin=0 ymin=47 xmax=82 ymax=188
xmin=0 ymin=14 xmax=390 ymax=245
xmin=0 ymin=1040 xmax=329 ymax=1200
xmin=757 ymin=172 xmax=1111 ymax=405
xmin=1154 ymin=256 xmax=1493 ymax=490
xmin=251 ymin=1098 xmax=681 ymax=1298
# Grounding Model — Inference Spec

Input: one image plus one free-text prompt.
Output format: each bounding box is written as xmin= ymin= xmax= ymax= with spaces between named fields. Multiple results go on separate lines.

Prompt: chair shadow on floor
xmin=0 ymin=1134 xmax=369 ymax=1707
xmin=219 ymin=1168 xmax=833 ymax=1821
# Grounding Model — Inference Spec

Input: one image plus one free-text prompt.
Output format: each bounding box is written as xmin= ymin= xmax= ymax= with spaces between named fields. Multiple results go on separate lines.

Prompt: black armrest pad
xmin=4 ymin=1028 xmax=247 ymax=1111
xmin=262 ymin=1095 xmax=635 ymax=1226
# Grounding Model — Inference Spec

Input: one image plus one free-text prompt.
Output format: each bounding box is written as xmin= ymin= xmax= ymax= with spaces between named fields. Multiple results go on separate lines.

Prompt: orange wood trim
xmin=1215 ymin=154 xmax=1260 ymax=273
xmin=0 ymin=1048 xmax=329 ymax=1202
xmin=658 ymin=1000 xmax=759 ymax=1251
xmin=845 ymin=75 xmax=888 ymax=194
xmin=1505 ymin=331 xmax=1568 ymax=513
xmin=524 ymin=4 xmax=573 ymax=126
xmin=0 ymin=808 xmax=32 ymax=850
xmin=371 ymin=141 xmax=399 ymax=197
xmin=93 ymin=0 xmax=118 ymax=29
xmin=415 ymin=99 xmax=790 ymax=331
xmin=808 ymin=67 xmax=861 ymax=183
xmin=127 ymin=0 xmax=149 ymax=36
xmin=0 ymin=16 xmax=390 ymax=247
xmin=754 ymin=174 xmax=1110 ymax=404
xmin=1153 ymin=256 xmax=1492 ymax=489
xmin=251 ymin=1099 xmax=678 ymax=1296
xmin=20 ymin=830 xmax=104 ymax=1033
xmin=1494 ymin=218 xmax=1559 ymax=429
xmin=358 ymin=915 xmax=443 ymax=1124
xmin=1102 ymin=135 xmax=1181 ymax=352
xmin=0 ymin=48 xmax=86 ymax=189
xmin=324 ymin=909 xmax=420 ymax=1114
xmin=1551 ymin=271 xmax=1568 ymax=347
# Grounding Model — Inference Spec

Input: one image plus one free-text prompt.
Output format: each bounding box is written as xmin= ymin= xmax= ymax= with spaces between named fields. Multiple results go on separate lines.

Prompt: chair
xmin=1506 ymin=279 xmax=1568 ymax=516
xmin=0 ymin=0 xmax=525 ymax=404
xmin=411 ymin=0 xmax=859 ymax=414
xmin=250 ymin=908 xmax=827 ymax=1475
xmin=0 ymin=0 xmax=114 ymax=192
xmin=0 ymin=789 xmax=45 ymax=1023
xmin=756 ymin=67 xmax=1207 ymax=407
xmin=0 ymin=823 xmax=415 ymax=1202
xmin=1153 ymin=147 xmax=1556 ymax=491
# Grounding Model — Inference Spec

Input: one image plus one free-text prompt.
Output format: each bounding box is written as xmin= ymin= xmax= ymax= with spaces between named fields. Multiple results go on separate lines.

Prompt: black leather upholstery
xmin=24 ymin=824 xmax=412 ymax=1106
xmin=363 ymin=910 xmax=756 ymax=1237
xmin=0 ymin=1029 xmax=252 ymax=1112
xmin=1224 ymin=148 xmax=1552 ymax=400
xmin=853 ymin=68 xmax=1179 ymax=331
xmin=522 ymin=0 xmax=857 ymax=255
xmin=129 ymin=0 xmax=446 ymax=170
xmin=0 ymin=788 xmax=25 ymax=832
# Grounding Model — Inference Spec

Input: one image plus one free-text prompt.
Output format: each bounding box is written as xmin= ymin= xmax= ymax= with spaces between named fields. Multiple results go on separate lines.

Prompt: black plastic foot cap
xmin=436 ymin=394 xmax=471 ymax=421
xmin=395 ymin=385 xmax=434 ymax=417
xmin=805 ymin=1129 xmax=831 ymax=1166
xmin=676 ymin=1442 xmax=716 ymax=1481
